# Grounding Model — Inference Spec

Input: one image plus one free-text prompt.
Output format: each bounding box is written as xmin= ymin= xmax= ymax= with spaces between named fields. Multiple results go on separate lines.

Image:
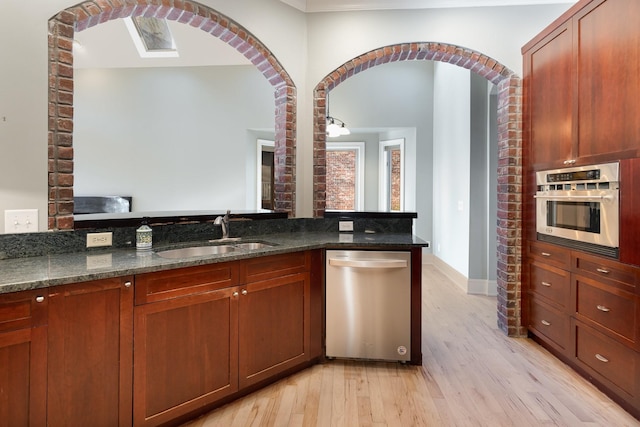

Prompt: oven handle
xmin=534 ymin=194 xmax=614 ymax=201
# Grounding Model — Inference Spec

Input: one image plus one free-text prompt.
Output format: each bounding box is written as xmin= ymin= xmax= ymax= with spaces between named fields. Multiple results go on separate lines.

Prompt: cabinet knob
xmin=124 ymin=281 xmax=132 ymax=288
xmin=35 ymin=296 xmax=45 ymax=303
xmin=596 ymin=304 xmax=611 ymax=313
xmin=241 ymin=289 xmax=248 ymax=296
xmin=233 ymin=291 xmax=239 ymax=297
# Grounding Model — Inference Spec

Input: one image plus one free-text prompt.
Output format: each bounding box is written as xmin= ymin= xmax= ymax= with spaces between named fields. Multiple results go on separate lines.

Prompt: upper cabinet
xmin=523 ymin=0 xmax=640 ymax=170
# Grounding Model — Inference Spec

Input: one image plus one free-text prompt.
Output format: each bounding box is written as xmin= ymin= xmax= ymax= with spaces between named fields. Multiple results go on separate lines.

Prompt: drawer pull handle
xmin=541 ymin=320 xmax=551 ymax=326
xmin=541 ymin=252 xmax=551 ymax=257
xmin=595 ymin=353 xmax=609 ymax=363
xmin=596 ymin=305 xmax=611 ymax=312
xmin=541 ymin=281 xmax=552 ymax=287
xmin=596 ymin=268 xmax=610 ymax=274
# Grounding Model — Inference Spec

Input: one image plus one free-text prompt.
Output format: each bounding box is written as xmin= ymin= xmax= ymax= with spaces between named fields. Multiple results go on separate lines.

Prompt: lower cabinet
xmin=525 ymin=240 xmax=640 ymax=417
xmin=0 ymin=289 xmax=47 ymax=427
xmin=47 ymin=276 xmax=134 ymax=427
xmin=239 ymin=271 xmax=310 ymax=389
xmin=133 ymin=251 xmax=315 ymax=427
xmin=0 ymin=249 xmax=321 ymax=427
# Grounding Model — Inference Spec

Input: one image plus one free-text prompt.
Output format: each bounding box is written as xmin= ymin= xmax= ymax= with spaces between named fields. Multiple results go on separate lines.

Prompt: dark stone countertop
xmin=0 ymin=232 xmax=428 ymax=295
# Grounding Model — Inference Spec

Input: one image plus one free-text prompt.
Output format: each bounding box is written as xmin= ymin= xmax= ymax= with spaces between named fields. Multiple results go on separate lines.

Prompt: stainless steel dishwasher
xmin=325 ymin=250 xmax=411 ymax=362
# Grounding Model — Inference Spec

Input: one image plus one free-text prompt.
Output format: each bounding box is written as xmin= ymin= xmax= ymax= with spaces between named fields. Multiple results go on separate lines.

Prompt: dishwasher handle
xmin=328 ymin=257 xmax=408 ymax=269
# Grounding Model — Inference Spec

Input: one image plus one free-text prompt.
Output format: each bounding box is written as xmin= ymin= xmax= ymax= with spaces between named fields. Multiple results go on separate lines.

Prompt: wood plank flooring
xmin=182 ymin=264 xmax=640 ymax=426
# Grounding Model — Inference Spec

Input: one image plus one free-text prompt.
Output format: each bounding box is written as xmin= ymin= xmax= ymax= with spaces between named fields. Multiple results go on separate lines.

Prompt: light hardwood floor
xmin=182 ymin=264 xmax=640 ymax=426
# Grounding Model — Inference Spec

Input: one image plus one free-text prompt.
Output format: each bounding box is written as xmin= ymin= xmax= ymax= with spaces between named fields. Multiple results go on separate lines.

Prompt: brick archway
xmin=313 ymin=42 xmax=523 ymax=336
xmin=48 ymin=0 xmax=296 ymax=230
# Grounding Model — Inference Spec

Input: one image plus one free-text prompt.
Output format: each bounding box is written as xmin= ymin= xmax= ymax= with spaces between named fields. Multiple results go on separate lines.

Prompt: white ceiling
xmin=74 ymin=1 xmax=577 ymax=69
xmin=280 ymin=0 xmax=576 ymax=12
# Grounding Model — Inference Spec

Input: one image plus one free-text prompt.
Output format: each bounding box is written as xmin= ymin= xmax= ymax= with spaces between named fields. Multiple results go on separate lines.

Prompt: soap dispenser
xmin=136 ymin=219 xmax=152 ymax=251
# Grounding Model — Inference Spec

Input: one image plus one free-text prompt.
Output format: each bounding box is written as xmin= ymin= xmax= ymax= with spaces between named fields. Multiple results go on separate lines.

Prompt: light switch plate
xmin=4 ymin=209 xmax=38 ymax=233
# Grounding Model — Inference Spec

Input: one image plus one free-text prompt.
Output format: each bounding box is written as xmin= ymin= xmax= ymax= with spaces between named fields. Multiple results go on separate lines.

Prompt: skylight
xmin=124 ymin=16 xmax=179 ymax=58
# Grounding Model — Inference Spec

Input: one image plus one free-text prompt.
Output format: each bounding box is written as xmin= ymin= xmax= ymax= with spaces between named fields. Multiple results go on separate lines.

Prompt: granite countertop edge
xmin=0 ymin=232 xmax=428 ymax=294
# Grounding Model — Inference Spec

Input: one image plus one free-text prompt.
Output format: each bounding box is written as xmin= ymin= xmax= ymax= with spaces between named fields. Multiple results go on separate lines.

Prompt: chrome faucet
xmin=214 ymin=210 xmax=231 ymax=239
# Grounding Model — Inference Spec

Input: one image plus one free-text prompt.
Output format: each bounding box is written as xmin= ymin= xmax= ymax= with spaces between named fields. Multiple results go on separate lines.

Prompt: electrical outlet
xmin=87 ymin=232 xmax=113 ymax=248
xmin=339 ymin=221 xmax=354 ymax=232
xmin=4 ymin=209 xmax=38 ymax=233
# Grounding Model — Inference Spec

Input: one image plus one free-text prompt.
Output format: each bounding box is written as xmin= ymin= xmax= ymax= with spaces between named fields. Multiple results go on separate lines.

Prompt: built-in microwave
xmin=534 ymin=162 xmax=619 ymax=258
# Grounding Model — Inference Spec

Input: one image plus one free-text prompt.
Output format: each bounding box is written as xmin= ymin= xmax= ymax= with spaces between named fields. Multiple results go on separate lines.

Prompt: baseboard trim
xmin=425 ymin=255 xmax=497 ymax=296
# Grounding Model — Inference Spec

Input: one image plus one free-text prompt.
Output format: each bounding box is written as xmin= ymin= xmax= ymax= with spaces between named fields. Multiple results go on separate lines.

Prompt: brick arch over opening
xmin=48 ymin=0 xmax=296 ymax=230
xmin=313 ymin=42 xmax=523 ymax=336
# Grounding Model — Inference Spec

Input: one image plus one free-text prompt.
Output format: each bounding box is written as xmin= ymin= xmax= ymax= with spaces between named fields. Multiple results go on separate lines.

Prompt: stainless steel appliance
xmin=325 ymin=250 xmax=411 ymax=362
xmin=535 ymin=162 xmax=619 ymax=257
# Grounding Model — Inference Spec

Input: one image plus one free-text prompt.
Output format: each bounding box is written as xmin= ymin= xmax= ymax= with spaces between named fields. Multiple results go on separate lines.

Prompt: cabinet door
xmin=238 ymin=272 xmax=310 ymax=389
xmin=0 ymin=290 xmax=47 ymax=427
xmin=575 ymin=0 xmax=640 ymax=159
xmin=47 ymin=277 xmax=133 ymax=427
xmin=133 ymin=287 xmax=239 ymax=427
xmin=525 ymin=21 xmax=575 ymax=169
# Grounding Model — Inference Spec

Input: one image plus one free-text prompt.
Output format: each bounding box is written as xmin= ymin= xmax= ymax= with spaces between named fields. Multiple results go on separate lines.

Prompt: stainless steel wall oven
xmin=535 ymin=162 xmax=619 ymax=258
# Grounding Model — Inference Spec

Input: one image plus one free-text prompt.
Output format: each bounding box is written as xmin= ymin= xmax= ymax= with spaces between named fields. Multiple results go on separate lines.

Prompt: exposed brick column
xmin=313 ymin=42 xmax=524 ymax=336
xmin=496 ymin=76 xmax=524 ymax=336
xmin=48 ymin=0 xmax=297 ymax=229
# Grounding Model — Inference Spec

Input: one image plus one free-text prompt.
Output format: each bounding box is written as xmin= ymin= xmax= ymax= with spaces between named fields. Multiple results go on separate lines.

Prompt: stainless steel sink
xmin=155 ymin=245 xmax=236 ymax=259
xmin=233 ymin=242 xmax=274 ymax=250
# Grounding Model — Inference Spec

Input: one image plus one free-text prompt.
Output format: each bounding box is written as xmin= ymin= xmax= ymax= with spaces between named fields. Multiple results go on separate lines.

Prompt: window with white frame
xmin=326 ymin=142 xmax=365 ymax=211
xmin=379 ymin=139 xmax=404 ymax=212
xmin=256 ymin=139 xmax=275 ymax=210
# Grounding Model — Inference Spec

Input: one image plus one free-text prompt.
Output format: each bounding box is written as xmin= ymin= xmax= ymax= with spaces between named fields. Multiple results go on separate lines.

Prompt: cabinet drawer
xmin=0 ymin=289 xmax=48 ymax=332
xmin=573 ymin=252 xmax=637 ymax=292
xmin=529 ymin=241 xmax=570 ymax=269
xmin=528 ymin=299 xmax=570 ymax=352
xmin=529 ymin=261 xmax=571 ymax=309
xmin=575 ymin=276 xmax=638 ymax=346
xmin=574 ymin=321 xmax=639 ymax=399
xmin=242 ymin=251 xmax=309 ymax=283
xmin=135 ymin=263 xmax=240 ymax=304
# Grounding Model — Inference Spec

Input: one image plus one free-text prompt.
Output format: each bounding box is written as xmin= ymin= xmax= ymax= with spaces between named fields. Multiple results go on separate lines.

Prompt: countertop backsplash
xmin=0 ymin=216 xmax=416 ymax=260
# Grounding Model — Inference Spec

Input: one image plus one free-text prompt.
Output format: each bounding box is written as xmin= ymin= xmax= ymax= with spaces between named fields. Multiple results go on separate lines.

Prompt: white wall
xmin=327 ymin=61 xmax=431 ymax=239
xmin=0 ymin=0 xmax=574 ymax=232
xmin=74 ymin=65 xmax=274 ymax=212
xmin=432 ymin=62 xmax=471 ymax=276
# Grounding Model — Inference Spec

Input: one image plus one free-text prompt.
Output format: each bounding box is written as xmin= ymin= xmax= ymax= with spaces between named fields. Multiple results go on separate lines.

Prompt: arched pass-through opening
xmin=48 ymin=0 xmax=296 ymax=230
xmin=313 ymin=43 xmax=523 ymax=336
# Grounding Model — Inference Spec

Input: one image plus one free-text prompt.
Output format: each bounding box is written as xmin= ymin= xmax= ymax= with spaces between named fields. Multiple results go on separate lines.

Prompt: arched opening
xmin=48 ymin=0 xmax=296 ymax=230
xmin=313 ymin=42 xmax=523 ymax=336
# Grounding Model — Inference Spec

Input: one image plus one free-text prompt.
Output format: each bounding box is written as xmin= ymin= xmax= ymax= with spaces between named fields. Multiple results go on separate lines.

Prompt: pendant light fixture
xmin=326 ymin=93 xmax=350 ymax=138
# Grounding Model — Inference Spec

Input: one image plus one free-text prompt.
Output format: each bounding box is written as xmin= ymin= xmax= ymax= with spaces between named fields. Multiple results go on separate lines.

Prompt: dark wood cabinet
xmin=133 ymin=251 xmax=318 ymax=426
xmin=523 ymin=0 xmax=640 ymax=170
xmin=524 ymin=21 xmax=574 ymax=170
xmin=574 ymin=0 xmax=640 ymax=159
xmin=239 ymin=271 xmax=310 ymax=389
xmin=47 ymin=277 xmax=134 ymax=427
xmin=0 ymin=289 xmax=47 ymax=427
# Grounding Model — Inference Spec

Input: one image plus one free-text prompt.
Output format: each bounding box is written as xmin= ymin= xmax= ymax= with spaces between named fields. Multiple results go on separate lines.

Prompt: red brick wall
xmin=313 ymin=44 xmax=524 ymax=337
xmin=326 ymin=150 xmax=357 ymax=210
xmin=47 ymin=0 xmax=297 ymax=230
